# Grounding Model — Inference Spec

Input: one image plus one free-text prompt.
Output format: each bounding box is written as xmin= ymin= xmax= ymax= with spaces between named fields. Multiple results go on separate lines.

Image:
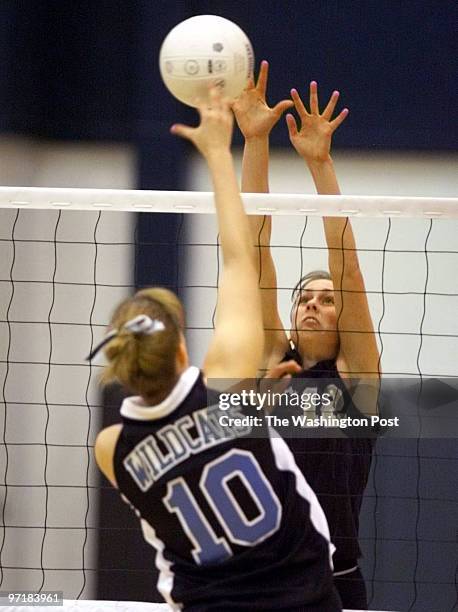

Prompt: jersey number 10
xmin=164 ymin=448 xmax=282 ymax=564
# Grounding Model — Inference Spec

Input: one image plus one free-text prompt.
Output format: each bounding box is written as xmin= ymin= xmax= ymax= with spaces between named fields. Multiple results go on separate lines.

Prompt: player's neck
xmin=299 ymin=353 xmax=319 ymax=370
xmin=142 ymin=363 xmax=189 ymax=406
xmin=298 ymin=345 xmax=335 ymax=370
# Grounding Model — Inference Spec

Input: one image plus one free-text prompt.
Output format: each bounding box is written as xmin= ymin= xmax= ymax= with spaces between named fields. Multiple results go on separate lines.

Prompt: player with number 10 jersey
xmin=113 ymin=367 xmax=338 ymax=611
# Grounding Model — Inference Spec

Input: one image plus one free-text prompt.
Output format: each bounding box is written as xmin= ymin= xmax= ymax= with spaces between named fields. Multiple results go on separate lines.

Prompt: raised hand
xmin=286 ymin=81 xmax=348 ymax=164
xmin=233 ymin=60 xmax=293 ymax=140
xmin=170 ymin=86 xmax=234 ymax=160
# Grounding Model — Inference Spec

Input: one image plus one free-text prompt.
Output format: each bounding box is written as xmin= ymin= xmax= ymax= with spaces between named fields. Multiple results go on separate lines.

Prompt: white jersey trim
xmin=120 ymin=366 xmax=200 ymax=421
xmin=333 ymin=564 xmax=358 ymax=577
xmin=268 ymin=429 xmax=335 ymax=570
xmin=141 ymin=518 xmax=183 ymax=611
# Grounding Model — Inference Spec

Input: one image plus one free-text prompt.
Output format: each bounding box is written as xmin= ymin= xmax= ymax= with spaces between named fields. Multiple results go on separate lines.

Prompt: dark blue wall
xmin=0 ymin=2 xmax=456 ymax=150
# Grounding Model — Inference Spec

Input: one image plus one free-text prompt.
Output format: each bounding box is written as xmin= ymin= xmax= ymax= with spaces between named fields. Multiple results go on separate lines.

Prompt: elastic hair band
xmin=86 ymin=315 xmax=166 ymax=361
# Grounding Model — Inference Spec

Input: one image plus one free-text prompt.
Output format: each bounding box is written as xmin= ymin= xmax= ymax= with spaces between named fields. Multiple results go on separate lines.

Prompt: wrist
xmin=305 ymin=156 xmax=334 ymax=171
xmin=205 ymin=147 xmax=232 ymax=166
xmin=305 ymin=157 xmax=341 ymax=195
xmin=244 ymin=134 xmax=270 ymax=144
xmin=243 ymin=136 xmax=269 ymax=158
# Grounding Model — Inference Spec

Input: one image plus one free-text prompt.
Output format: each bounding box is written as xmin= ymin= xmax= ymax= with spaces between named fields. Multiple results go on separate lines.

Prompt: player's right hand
xmin=170 ymin=86 xmax=233 ymax=160
xmin=232 ymin=60 xmax=292 ymax=140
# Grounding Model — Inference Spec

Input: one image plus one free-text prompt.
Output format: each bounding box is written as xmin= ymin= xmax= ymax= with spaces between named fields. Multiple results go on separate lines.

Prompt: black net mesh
xmin=0 ymin=207 xmax=456 ymax=611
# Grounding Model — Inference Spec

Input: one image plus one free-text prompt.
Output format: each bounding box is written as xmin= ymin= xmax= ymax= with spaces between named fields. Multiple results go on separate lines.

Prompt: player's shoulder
xmin=96 ymin=423 xmax=122 ymax=448
xmin=95 ymin=424 xmax=123 ymax=487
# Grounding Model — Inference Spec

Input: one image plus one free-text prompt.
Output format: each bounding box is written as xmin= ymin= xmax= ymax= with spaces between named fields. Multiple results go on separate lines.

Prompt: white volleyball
xmin=159 ymin=15 xmax=254 ymax=107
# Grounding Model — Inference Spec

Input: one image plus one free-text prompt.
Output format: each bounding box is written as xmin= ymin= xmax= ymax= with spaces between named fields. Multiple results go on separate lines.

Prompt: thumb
xmin=273 ymin=99 xmax=294 ymax=117
xmin=278 ymin=360 xmax=302 ymax=376
xmin=285 ymin=113 xmax=298 ymax=139
xmin=170 ymin=123 xmax=194 ymax=141
xmin=265 ymin=359 xmax=301 ymax=379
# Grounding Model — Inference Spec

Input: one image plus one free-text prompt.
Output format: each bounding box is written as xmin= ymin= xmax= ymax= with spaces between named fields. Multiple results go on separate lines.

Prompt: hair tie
xmin=86 ymin=315 xmax=166 ymax=361
xmin=123 ymin=314 xmax=165 ymax=335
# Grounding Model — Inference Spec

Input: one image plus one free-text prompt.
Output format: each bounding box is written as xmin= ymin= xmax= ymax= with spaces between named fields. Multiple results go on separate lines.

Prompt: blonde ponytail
xmin=101 ymin=288 xmax=185 ymax=402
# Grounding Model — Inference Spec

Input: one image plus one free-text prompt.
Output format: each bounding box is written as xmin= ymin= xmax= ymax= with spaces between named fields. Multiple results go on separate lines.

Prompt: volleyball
xmin=159 ymin=15 xmax=254 ymax=107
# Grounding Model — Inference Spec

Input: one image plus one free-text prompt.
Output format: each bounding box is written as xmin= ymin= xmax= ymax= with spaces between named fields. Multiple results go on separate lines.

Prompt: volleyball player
xmin=233 ymin=62 xmax=380 ymax=609
xmin=93 ymin=88 xmax=342 ymax=611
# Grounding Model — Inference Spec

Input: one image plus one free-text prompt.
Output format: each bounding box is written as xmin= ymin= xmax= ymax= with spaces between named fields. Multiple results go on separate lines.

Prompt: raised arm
xmin=287 ymin=83 xmax=380 ymax=378
xmin=172 ymin=88 xmax=263 ymax=380
xmin=233 ymin=61 xmax=293 ymax=371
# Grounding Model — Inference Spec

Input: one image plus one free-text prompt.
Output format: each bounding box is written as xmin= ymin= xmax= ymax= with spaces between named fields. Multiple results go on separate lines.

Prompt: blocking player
xmin=233 ymin=62 xmax=380 ymax=609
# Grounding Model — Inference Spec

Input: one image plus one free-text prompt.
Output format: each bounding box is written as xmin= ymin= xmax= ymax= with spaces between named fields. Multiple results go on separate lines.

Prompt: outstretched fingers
xmin=322 ymin=90 xmax=340 ymax=121
xmin=244 ymin=76 xmax=256 ymax=91
xmin=330 ymin=107 xmax=349 ymax=131
xmin=290 ymin=88 xmax=309 ymax=121
xmin=170 ymin=123 xmax=194 ymax=141
xmin=170 ymin=86 xmax=232 ymax=142
xmin=202 ymin=85 xmax=231 ymax=113
xmin=272 ymin=98 xmax=294 ymax=118
xmin=256 ymin=60 xmax=269 ymax=97
xmin=207 ymin=85 xmax=223 ymax=109
xmin=309 ymin=81 xmax=319 ymax=114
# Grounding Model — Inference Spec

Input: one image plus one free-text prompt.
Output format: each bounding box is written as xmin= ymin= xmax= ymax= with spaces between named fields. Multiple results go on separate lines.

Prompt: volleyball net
xmin=0 ymin=188 xmax=457 ymax=612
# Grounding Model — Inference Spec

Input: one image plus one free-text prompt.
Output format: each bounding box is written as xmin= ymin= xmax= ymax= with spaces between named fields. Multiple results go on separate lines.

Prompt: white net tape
xmin=0 ymin=186 xmax=457 ymax=217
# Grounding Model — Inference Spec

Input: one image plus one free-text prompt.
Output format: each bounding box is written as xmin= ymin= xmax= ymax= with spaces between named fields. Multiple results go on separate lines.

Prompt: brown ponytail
xmin=101 ymin=288 xmax=185 ymax=403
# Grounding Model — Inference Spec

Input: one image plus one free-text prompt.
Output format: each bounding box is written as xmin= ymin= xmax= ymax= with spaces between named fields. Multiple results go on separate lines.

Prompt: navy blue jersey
xmin=276 ymin=348 xmax=374 ymax=571
xmin=113 ymin=366 xmax=341 ymax=611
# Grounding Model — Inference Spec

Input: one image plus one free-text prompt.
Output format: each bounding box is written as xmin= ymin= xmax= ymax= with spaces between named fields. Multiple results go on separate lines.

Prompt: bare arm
xmin=287 ymin=83 xmax=380 ymax=379
xmin=233 ymin=61 xmax=293 ymax=371
xmin=94 ymin=424 xmax=122 ymax=488
xmin=173 ymin=88 xmax=263 ymax=380
xmin=94 ymin=90 xmax=266 ymax=483
xmin=323 ymin=215 xmax=380 ymax=378
xmin=204 ymin=147 xmax=264 ymax=380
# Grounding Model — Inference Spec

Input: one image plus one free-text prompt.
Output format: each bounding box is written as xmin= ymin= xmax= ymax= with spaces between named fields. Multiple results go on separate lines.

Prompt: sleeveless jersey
xmin=276 ymin=349 xmax=374 ymax=571
xmin=113 ymin=366 xmax=342 ymax=611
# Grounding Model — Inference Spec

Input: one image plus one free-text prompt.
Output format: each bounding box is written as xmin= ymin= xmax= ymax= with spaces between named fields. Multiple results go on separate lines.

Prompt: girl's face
xmin=290 ymin=279 xmax=339 ymax=361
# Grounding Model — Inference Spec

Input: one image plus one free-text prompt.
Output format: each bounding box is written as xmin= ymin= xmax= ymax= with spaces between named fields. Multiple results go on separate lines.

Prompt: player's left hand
xmin=232 ymin=60 xmax=293 ymax=140
xmin=286 ymin=81 xmax=348 ymax=164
